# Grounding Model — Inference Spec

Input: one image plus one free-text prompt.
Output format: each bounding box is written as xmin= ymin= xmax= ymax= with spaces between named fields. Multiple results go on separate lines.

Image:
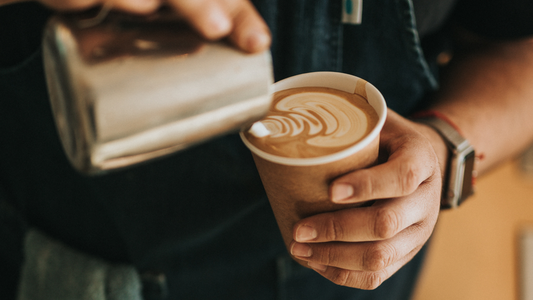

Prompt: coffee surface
xmin=245 ymin=87 xmax=378 ymax=158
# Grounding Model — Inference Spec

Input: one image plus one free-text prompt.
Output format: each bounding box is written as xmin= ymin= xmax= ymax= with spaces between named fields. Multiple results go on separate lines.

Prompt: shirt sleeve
xmin=452 ymin=0 xmax=533 ymax=39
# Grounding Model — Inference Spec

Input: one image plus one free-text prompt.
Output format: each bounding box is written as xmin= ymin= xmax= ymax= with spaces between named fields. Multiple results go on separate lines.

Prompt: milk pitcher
xmin=42 ymin=9 xmax=273 ymax=174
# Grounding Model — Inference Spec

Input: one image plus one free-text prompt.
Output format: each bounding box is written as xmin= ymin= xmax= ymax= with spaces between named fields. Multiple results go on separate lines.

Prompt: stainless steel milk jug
xmin=42 ymin=9 xmax=273 ymax=174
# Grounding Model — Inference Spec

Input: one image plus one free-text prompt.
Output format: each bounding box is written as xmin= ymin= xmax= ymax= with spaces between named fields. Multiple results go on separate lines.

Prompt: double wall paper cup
xmin=240 ymin=72 xmax=387 ymax=264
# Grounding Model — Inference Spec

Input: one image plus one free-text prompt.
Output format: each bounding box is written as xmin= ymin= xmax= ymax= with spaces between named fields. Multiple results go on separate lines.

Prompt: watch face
xmin=459 ymin=150 xmax=476 ymax=206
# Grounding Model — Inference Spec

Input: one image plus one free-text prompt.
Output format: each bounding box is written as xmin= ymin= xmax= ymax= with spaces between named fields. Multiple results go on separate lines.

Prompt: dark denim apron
xmin=1 ymin=0 xmax=443 ymax=299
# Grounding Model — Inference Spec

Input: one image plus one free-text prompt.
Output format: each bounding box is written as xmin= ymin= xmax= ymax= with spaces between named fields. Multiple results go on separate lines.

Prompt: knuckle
xmin=363 ymin=243 xmax=396 ymax=271
xmin=362 ymin=272 xmax=385 ymax=290
xmin=330 ymin=269 xmax=352 ymax=287
xmin=316 ymin=245 xmax=338 ymax=266
xmin=373 ymin=207 xmax=400 ymax=239
xmin=358 ymin=173 xmax=375 ymax=198
xmin=398 ymin=162 xmax=420 ymax=195
xmin=329 ymin=270 xmax=385 ymax=290
xmin=327 ymin=269 xmax=386 ymax=290
xmin=325 ymin=218 xmax=344 ymax=241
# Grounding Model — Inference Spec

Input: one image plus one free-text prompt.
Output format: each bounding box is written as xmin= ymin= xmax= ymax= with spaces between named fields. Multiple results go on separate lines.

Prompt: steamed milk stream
xmin=244 ymin=87 xmax=379 ymax=158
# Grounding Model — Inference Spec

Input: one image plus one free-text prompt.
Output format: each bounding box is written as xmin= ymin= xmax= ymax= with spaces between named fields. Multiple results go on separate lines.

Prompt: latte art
xmin=246 ymin=87 xmax=378 ymax=158
xmin=263 ymin=92 xmax=369 ymax=147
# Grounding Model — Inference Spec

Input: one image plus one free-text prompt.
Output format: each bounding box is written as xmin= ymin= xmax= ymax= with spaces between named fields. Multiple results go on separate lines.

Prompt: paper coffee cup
xmin=240 ymin=72 xmax=387 ymax=263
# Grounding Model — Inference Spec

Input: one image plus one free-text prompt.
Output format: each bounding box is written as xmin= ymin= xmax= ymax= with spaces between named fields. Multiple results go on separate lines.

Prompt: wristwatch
xmin=416 ymin=116 xmax=476 ymax=209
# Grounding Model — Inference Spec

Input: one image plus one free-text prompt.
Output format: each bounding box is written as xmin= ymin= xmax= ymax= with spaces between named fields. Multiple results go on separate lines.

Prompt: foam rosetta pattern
xmin=262 ymin=91 xmax=369 ymax=148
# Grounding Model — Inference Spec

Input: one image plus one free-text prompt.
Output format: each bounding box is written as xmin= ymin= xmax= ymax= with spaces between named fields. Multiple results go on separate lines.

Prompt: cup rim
xmin=240 ymin=71 xmax=387 ymax=166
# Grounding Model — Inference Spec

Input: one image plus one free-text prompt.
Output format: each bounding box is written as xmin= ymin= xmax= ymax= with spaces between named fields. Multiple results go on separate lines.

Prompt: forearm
xmin=429 ymin=32 xmax=533 ymax=176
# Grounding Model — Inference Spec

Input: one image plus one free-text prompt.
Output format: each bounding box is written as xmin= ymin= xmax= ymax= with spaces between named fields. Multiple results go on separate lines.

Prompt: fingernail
xmin=331 ymin=183 xmax=354 ymax=202
xmin=291 ymin=243 xmax=312 ymax=257
xmin=207 ymin=6 xmax=231 ymax=35
xmin=296 ymin=225 xmax=317 ymax=242
xmin=245 ymin=28 xmax=271 ymax=52
xmin=308 ymin=262 xmax=327 ymax=272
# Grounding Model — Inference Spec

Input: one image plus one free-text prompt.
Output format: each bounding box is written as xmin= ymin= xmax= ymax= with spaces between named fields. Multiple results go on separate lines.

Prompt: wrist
xmin=411 ymin=110 xmax=477 ymax=209
xmin=413 ymin=121 xmax=449 ymax=179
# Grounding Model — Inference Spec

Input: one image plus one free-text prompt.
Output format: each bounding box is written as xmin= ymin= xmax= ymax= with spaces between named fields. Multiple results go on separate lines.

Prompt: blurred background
xmin=412 ymin=146 xmax=533 ymax=300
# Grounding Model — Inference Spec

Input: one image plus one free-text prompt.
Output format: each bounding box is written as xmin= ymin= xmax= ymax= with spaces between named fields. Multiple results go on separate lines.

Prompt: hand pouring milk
xmin=43 ymin=9 xmax=273 ymax=174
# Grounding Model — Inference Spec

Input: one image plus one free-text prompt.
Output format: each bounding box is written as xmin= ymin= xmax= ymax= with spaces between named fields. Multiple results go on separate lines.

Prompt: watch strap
xmin=413 ymin=112 xmax=476 ymax=209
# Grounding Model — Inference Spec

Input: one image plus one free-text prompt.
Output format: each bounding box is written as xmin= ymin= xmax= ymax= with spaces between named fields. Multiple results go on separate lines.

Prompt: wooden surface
xmin=412 ymin=158 xmax=533 ymax=300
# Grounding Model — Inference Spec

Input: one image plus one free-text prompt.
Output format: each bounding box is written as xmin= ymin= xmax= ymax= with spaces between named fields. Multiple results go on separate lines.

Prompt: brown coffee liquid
xmin=244 ymin=87 xmax=378 ymax=158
